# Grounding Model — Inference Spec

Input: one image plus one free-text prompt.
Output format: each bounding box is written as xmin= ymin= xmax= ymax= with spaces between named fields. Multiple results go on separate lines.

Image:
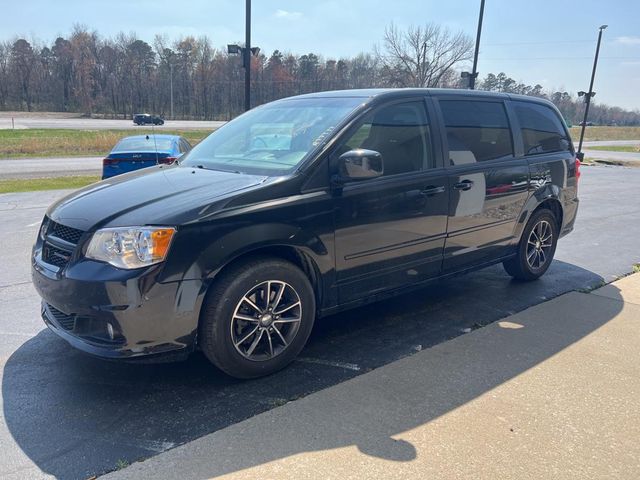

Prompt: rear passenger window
xmin=513 ymin=101 xmax=571 ymax=155
xmin=439 ymin=100 xmax=513 ymax=165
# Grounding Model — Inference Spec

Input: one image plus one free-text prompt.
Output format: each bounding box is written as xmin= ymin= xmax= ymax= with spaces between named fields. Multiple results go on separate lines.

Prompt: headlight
xmin=85 ymin=226 xmax=176 ymax=269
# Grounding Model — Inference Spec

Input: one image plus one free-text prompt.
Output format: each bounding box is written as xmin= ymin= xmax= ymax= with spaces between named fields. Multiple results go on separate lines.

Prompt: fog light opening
xmin=107 ymin=322 xmax=115 ymax=340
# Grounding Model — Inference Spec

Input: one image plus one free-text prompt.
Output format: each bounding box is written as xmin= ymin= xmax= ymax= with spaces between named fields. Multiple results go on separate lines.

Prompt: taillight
xmin=102 ymin=158 xmax=120 ymax=166
xmin=575 ymin=157 xmax=581 ymax=182
xmin=158 ymin=156 xmax=176 ymax=165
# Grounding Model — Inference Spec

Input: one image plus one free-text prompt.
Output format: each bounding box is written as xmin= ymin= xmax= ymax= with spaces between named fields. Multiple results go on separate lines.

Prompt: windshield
xmin=113 ymin=136 xmax=174 ymax=153
xmin=180 ymin=97 xmax=364 ymax=175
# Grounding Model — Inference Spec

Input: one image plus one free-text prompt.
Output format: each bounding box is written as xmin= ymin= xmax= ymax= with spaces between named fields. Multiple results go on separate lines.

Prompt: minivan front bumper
xmin=32 ymin=252 xmax=206 ymax=360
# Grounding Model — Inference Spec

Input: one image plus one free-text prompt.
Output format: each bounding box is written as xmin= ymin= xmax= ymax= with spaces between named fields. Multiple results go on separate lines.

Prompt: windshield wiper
xmin=187 ymin=164 xmax=242 ymax=174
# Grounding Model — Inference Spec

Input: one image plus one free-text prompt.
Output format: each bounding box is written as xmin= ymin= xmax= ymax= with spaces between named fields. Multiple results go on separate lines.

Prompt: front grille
xmin=40 ymin=218 xmax=84 ymax=270
xmin=46 ymin=303 xmax=75 ymax=331
xmin=49 ymin=220 xmax=84 ymax=244
xmin=42 ymin=244 xmax=72 ymax=268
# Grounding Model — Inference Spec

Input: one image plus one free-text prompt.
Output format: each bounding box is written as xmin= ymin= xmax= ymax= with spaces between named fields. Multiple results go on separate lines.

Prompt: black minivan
xmin=32 ymin=89 xmax=579 ymax=378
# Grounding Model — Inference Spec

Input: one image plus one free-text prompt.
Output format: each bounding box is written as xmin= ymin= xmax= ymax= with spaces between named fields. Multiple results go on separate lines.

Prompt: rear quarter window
xmin=439 ymin=100 xmax=513 ymax=164
xmin=512 ymin=101 xmax=571 ymax=155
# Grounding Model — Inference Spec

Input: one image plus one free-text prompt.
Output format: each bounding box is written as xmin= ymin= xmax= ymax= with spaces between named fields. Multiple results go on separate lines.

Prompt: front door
xmin=333 ymin=99 xmax=449 ymax=304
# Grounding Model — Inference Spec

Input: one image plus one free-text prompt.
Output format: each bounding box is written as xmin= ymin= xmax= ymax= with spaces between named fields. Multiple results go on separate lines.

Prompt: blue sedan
xmin=102 ymin=134 xmax=192 ymax=179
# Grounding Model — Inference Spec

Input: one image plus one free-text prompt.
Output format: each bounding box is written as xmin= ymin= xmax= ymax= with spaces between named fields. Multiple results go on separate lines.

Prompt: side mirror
xmin=337 ymin=149 xmax=384 ymax=181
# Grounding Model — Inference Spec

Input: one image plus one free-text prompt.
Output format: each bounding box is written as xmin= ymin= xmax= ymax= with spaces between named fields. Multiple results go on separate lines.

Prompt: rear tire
xmin=199 ymin=257 xmax=315 ymax=379
xmin=503 ymin=208 xmax=558 ymax=281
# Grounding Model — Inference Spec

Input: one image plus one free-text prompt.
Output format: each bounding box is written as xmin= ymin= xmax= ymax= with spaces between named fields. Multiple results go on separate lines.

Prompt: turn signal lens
xmin=149 ymin=228 xmax=174 ymax=259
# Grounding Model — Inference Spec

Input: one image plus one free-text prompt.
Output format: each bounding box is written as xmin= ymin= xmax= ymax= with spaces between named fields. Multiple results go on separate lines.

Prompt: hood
xmin=47 ymin=165 xmax=268 ymax=231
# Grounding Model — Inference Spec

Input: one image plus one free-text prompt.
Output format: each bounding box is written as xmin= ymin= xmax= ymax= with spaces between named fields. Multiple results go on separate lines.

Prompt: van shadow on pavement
xmin=2 ymin=261 xmax=614 ymax=479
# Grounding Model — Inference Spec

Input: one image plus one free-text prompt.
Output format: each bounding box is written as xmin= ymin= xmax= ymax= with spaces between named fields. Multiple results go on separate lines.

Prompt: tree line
xmin=0 ymin=24 xmax=638 ymax=125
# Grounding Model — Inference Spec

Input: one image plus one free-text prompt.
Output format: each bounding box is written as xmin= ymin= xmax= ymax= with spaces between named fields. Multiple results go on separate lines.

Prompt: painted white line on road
xmin=0 ymin=331 xmax=36 ymax=337
xmin=124 ymin=439 xmax=177 ymax=454
xmin=26 ymin=221 xmax=40 ymax=227
xmin=0 ymin=281 xmax=32 ymax=290
xmin=296 ymin=357 xmax=361 ymax=371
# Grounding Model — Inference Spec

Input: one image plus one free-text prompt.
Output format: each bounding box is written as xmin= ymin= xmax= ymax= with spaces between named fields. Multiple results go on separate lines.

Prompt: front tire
xmin=503 ymin=208 xmax=558 ymax=281
xmin=199 ymin=257 xmax=316 ymax=379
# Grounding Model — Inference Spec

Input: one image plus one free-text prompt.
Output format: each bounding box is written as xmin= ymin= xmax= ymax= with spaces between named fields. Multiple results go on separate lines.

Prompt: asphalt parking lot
xmin=1 ymin=165 xmax=639 ymax=479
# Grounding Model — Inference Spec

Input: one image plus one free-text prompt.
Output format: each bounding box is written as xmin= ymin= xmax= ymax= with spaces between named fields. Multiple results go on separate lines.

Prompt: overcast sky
xmin=3 ymin=0 xmax=640 ymax=109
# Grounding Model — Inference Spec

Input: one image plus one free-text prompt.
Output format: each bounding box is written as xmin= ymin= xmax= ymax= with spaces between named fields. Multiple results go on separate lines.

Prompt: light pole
xmin=470 ymin=0 xmax=485 ymax=89
xmin=461 ymin=0 xmax=485 ymax=89
xmin=170 ymin=63 xmax=174 ymax=119
xmin=244 ymin=0 xmax=251 ymax=111
xmin=577 ymin=24 xmax=608 ymax=157
xmin=227 ymin=0 xmax=260 ymax=112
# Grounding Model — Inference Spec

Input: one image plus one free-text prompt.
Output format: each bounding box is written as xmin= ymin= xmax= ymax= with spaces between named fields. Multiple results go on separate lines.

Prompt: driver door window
xmin=342 ymin=101 xmax=433 ymax=176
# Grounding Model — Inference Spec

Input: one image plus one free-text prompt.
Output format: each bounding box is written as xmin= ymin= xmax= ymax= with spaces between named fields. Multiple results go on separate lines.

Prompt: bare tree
xmin=0 ymin=28 xmax=638 ymax=125
xmin=377 ymin=23 xmax=473 ymax=88
xmin=0 ymin=41 xmax=11 ymax=108
xmin=10 ymin=38 xmax=36 ymax=110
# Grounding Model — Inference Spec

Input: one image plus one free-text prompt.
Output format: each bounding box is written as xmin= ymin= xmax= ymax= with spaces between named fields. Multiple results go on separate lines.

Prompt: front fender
xmin=199 ymin=222 xmax=329 ymax=280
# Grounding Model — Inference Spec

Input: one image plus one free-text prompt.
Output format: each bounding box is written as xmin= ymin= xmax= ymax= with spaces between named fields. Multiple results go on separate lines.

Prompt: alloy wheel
xmin=230 ymin=280 xmax=302 ymax=361
xmin=526 ymin=219 xmax=553 ymax=270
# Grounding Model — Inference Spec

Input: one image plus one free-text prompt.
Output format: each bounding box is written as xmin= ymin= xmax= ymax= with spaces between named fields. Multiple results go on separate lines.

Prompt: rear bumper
xmin=32 ymin=252 xmax=207 ymax=360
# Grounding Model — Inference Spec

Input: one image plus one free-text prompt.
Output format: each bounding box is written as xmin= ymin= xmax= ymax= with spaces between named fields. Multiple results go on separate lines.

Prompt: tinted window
xmin=440 ymin=100 xmax=513 ymax=164
xmin=341 ymin=101 xmax=433 ymax=176
xmin=513 ymin=101 xmax=571 ymax=155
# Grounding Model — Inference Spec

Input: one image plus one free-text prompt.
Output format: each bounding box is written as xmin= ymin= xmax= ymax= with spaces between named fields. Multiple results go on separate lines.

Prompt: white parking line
xmin=296 ymin=357 xmax=361 ymax=371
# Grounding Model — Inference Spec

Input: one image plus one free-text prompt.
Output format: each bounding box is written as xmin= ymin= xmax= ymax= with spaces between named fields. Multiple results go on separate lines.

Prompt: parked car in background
xmin=102 ymin=134 xmax=192 ymax=179
xmin=33 ymin=89 xmax=579 ymax=379
xmin=133 ymin=113 xmax=164 ymax=125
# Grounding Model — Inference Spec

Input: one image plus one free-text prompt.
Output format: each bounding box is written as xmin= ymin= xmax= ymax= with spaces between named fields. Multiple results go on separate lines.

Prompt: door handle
xmin=453 ymin=180 xmax=474 ymax=191
xmin=420 ymin=185 xmax=446 ymax=196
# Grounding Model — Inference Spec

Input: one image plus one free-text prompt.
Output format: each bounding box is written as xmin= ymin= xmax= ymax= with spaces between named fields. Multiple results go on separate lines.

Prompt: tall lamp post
xmin=577 ymin=24 xmax=608 ymax=158
xmin=228 ymin=0 xmax=260 ymax=112
xmin=470 ymin=0 xmax=485 ymax=89
xmin=462 ymin=0 xmax=485 ymax=89
xmin=169 ymin=63 xmax=174 ymax=119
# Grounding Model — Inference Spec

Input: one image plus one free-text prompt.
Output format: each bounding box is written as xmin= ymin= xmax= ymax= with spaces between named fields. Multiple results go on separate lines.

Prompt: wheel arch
xmin=514 ymin=190 xmax=564 ymax=243
xmin=205 ymin=243 xmax=325 ymax=314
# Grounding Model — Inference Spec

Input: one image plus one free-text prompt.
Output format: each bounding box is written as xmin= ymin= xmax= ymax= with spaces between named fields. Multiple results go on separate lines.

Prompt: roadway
xmin=0 ymin=113 xmax=225 ymax=131
xmin=0 ymin=156 xmax=102 ymax=179
xmin=1 ymin=165 xmax=639 ymax=479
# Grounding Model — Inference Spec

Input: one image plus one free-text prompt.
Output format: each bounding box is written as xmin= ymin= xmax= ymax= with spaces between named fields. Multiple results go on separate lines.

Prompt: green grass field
xmin=568 ymin=126 xmax=640 ymax=142
xmin=0 ymin=125 xmax=638 ymax=160
xmin=586 ymin=145 xmax=640 ymax=153
xmin=0 ymin=129 xmax=212 ymax=158
xmin=0 ymin=176 xmax=100 ymax=194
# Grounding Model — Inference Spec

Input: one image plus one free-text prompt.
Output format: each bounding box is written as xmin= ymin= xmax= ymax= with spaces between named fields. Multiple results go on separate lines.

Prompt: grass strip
xmin=0 ymin=128 xmax=212 ymax=158
xmin=568 ymin=126 xmax=640 ymax=142
xmin=586 ymin=145 xmax=640 ymax=153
